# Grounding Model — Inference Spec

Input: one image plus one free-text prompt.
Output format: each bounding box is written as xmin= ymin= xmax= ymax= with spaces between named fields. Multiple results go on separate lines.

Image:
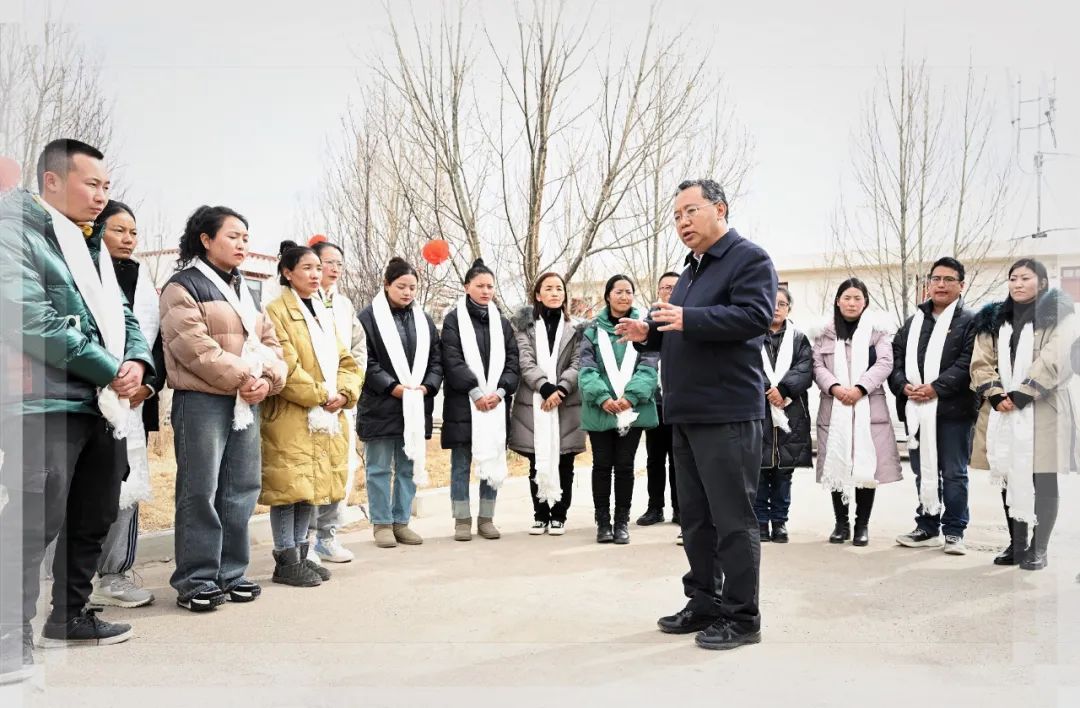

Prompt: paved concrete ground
xmin=5 ymin=464 xmax=1080 ymax=708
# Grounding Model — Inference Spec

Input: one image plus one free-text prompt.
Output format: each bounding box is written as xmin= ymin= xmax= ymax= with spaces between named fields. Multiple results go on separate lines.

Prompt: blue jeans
xmin=270 ymin=503 xmax=313 ymax=550
xmin=450 ymin=448 xmax=497 ymax=519
xmin=753 ymin=467 xmax=793 ymax=524
xmin=910 ymin=418 xmax=973 ymax=538
xmin=170 ymin=391 xmax=262 ymax=600
xmin=364 ymin=437 xmax=416 ymax=525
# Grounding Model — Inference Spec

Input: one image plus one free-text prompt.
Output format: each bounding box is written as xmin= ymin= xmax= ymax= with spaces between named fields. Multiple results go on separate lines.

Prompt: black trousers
xmin=524 ymin=452 xmax=577 ymax=522
xmin=673 ymin=420 xmax=762 ymax=629
xmin=0 ymin=412 xmax=126 ymax=632
xmin=589 ymin=428 xmax=643 ymax=522
xmin=645 ymin=420 xmax=678 ymax=514
xmin=1002 ymin=474 xmax=1059 ymax=553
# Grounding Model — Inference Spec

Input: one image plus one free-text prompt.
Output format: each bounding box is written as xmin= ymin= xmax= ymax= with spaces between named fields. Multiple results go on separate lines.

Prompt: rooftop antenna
xmin=1012 ymin=75 xmax=1077 ymax=240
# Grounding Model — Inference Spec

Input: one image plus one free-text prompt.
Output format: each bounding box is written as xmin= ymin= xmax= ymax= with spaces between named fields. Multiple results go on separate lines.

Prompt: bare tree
xmin=0 ymin=18 xmax=114 ymax=189
xmin=831 ymin=37 xmax=1012 ymax=322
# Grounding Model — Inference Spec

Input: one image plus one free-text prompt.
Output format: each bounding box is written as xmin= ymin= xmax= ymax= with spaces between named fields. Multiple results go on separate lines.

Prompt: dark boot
xmin=829 ymin=492 xmax=850 ymax=544
xmin=771 ymin=522 xmax=789 ymax=543
xmin=1021 ymin=522 xmax=1052 ymax=571
xmin=852 ymin=488 xmax=875 ymax=547
xmin=613 ymin=507 xmax=630 ymax=545
xmin=1022 ymin=477 xmax=1059 ymax=571
xmin=300 ymin=543 xmax=331 ymax=581
xmin=994 ymin=492 xmax=1019 ymax=565
xmin=759 ymin=521 xmax=771 ymax=542
xmin=596 ymin=510 xmax=614 ymax=544
xmin=272 ymin=547 xmax=322 ymax=587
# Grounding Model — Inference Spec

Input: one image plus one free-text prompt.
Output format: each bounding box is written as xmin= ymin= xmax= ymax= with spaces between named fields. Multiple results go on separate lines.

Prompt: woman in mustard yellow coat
xmin=261 ymin=240 xmax=363 ymax=587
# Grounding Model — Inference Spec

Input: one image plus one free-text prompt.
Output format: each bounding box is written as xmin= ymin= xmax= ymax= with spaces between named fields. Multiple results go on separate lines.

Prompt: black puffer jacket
xmin=356 ymin=303 xmax=443 ymax=441
xmin=113 ymin=257 xmax=167 ymax=432
xmin=888 ymin=298 xmax=977 ymax=422
xmin=440 ymin=299 xmax=520 ymax=449
xmin=760 ymin=324 xmax=813 ymax=469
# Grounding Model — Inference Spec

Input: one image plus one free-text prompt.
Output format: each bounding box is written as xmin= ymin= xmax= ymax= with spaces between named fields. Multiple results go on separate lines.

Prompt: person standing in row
xmin=357 ymin=257 xmax=442 ymax=548
xmin=637 ymin=271 xmax=681 ymax=531
xmin=890 ymin=258 xmax=977 ymax=556
xmin=813 ymin=278 xmax=901 ymax=547
xmin=261 ymin=241 xmax=362 ymax=587
xmin=90 ymin=200 xmax=167 ymax=610
xmin=441 ymin=259 xmax=520 ymax=541
xmin=510 ymin=272 xmax=585 ymax=536
xmin=308 ymin=238 xmax=367 ymax=564
xmin=1 ymin=140 xmax=153 ymax=676
xmin=161 ymin=205 xmax=286 ymax=612
xmin=616 ymin=179 xmax=776 ymax=651
xmin=755 ymin=286 xmax=813 ymax=544
xmin=970 ymin=258 xmax=1078 ymax=571
xmin=580 ymin=275 xmax=659 ymax=545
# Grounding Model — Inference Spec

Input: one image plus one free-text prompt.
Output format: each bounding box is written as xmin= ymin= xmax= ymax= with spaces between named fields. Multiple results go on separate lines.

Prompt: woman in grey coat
xmin=509 ymin=273 xmax=586 ymax=535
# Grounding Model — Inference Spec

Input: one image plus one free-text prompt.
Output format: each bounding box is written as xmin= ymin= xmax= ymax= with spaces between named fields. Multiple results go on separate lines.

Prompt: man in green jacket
xmin=0 ymin=139 xmax=154 ymax=683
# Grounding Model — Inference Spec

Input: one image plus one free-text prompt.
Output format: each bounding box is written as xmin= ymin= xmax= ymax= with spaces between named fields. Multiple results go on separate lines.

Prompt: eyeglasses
xmin=776 ymin=301 xmax=790 ymax=309
xmin=928 ymin=275 xmax=960 ymax=284
xmin=672 ymin=203 xmax=716 ymax=224
xmin=322 ymin=260 xmax=344 ymax=268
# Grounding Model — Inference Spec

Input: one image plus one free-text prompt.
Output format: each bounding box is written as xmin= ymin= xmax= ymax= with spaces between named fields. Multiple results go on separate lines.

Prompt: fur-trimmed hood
xmin=972 ymin=288 xmax=1075 ymax=335
xmin=509 ymin=304 xmax=585 ymax=334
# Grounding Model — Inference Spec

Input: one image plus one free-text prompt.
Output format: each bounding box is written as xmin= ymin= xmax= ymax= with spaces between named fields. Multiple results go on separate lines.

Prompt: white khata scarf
xmin=290 ymin=287 xmax=341 ymax=435
xmin=904 ymin=299 xmax=959 ymax=517
xmin=320 ymin=285 xmax=362 ymax=492
xmin=596 ymin=322 xmax=639 ymax=435
xmin=457 ymin=297 xmax=509 ymax=489
xmin=986 ymin=321 xmax=1036 ymax=524
xmin=193 ymin=258 xmax=283 ymax=430
xmin=118 ymin=262 xmax=160 ymax=509
xmin=532 ymin=315 xmax=566 ymax=506
xmin=820 ymin=319 xmax=878 ymax=495
xmin=761 ymin=326 xmax=795 ymax=433
xmin=372 ymin=291 xmax=431 ymax=486
xmin=39 ymin=197 xmax=131 ymax=437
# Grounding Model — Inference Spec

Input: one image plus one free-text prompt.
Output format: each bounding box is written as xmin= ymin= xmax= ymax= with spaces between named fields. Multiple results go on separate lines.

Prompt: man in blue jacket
xmin=0 ymin=140 xmax=153 ymax=683
xmin=617 ymin=179 xmax=776 ymax=651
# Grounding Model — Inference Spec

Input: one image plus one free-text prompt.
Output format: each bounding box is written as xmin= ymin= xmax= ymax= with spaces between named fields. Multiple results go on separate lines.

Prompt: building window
xmin=1062 ymin=267 xmax=1080 ymax=302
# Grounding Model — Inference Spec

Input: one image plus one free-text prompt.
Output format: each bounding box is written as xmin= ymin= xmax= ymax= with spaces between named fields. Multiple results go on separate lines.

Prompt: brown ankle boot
xmin=393 ymin=523 xmax=423 ymax=545
xmin=477 ymin=517 xmax=501 ymax=540
xmin=454 ymin=517 xmax=473 ymax=541
xmin=373 ymin=524 xmax=397 ymax=548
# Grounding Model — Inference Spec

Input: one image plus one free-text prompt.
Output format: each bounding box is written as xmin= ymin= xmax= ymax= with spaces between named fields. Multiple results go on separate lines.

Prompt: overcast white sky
xmin=3 ymin=0 xmax=1077 ymax=268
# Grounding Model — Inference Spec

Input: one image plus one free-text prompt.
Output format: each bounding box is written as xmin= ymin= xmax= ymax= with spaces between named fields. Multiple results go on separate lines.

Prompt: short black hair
xmin=36 ymin=139 xmax=104 ymax=192
xmin=94 ymin=200 xmax=136 ymax=228
xmin=930 ymin=257 xmax=965 ymax=282
xmin=832 ymin=277 xmax=871 ymax=339
xmin=658 ymin=271 xmax=680 ymax=283
xmin=464 ymin=258 xmax=494 ymax=285
xmin=277 ymin=240 xmax=316 ymax=286
xmin=384 ymin=257 xmax=418 ymax=285
xmin=176 ymin=205 xmax=249 ymax=270
xmin=603 ymin=273 xmax=635 ymax=306
xmin=777 ymin=285 xmax=793 ymax=308
xmin=1008 ymin=257 xmax=1050 ymax=295
xmin=676 ymin=179 xmax=730 ymax=220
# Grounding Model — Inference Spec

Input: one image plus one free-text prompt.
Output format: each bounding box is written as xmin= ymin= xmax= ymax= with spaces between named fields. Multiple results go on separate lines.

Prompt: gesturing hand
xmin=651 ymin=301 xmax=684 ymax=332
xmin=614 ymin=318 xmax=649 ymax=344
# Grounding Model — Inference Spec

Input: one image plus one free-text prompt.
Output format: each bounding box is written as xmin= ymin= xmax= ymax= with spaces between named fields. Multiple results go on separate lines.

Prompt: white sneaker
xmin=314 ymin=535 xmax=355 ymax=563
xmin=943 ymin=536 xmax=967 ymax=556
xmin=89 ymin=573 xmax=154 ymax=608
xmin=548 ymin=521 xmax=566 ymax=536
xmin=529 ymin=521 xmax=548 ymax=535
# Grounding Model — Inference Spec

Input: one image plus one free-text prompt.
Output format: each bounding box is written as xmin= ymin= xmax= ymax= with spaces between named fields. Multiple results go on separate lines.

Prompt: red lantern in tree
xmin=421 ymin=239 xmax=450 ymax=266
xmin=0 ymin=156 xmax=21 ymax=192
xmin=308 ymin=234 xmax=328 ymax=247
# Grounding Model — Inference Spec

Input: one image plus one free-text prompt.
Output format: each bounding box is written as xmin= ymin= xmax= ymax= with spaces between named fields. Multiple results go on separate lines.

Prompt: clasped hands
xmin=602 ymin=397 xmax=632 ymax=415
xmin=110 ymin=360 xmax=150 ymax=405
xmin=902 ymin=383 xmax=938 ymax=403
xmin=831 ymin=385 xmax=865 ymax=406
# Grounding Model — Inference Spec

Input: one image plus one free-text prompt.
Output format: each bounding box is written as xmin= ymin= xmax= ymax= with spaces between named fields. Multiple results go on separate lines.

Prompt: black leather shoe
xmin=657 ymin=608 xmax=719 ymax=634
xmin=993 ymin=547 xmax=1017 ymax=566
xmin=636 ymin=508 xmax=664 ymax=526
xmin=1020 ymin=550 xmax=1047 ymax=571
xmin=671 ymin=511 xmax=680 ymax=525
xmin=852 ymin=525 xmax=869 ymax=547
xmin=758 ymin=522 xmax=771 ymax=542
xmin=613 ymin=521 xmax=630 ymax=544
xmin=829 ymin=523 xmax=850 ymax=544
xmin=771 ymin=522 xmax=789 ymax=543
xmin=695 ymin=619 xmax=762 ymax=650
xmin=596 ymin=523 xmax=614 ymax=544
